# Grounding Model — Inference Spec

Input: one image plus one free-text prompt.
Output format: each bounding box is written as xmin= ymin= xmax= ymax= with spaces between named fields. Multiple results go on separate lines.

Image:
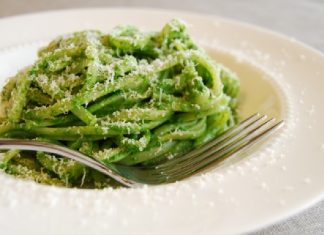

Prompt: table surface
xmin=0 ymin=0 xmax=323 ymax=234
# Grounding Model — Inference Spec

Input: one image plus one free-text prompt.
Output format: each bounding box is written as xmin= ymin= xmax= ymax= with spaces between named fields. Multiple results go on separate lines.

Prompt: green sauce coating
xmin=0 ymin=19 xmax=240 ymax=188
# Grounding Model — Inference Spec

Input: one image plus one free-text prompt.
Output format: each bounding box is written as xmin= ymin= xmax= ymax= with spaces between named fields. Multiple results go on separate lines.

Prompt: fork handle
xmin=0 ymin=138 xmax=139 ymax=187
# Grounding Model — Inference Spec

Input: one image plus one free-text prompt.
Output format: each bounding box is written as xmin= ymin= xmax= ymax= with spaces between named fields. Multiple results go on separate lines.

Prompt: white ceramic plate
xmin=0 ymin=8 xmax=323 ymax=235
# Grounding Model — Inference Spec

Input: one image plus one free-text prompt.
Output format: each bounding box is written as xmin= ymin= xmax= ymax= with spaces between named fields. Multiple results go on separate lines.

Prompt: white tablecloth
xmin=0 ymin=0 xmax=323 ymax=234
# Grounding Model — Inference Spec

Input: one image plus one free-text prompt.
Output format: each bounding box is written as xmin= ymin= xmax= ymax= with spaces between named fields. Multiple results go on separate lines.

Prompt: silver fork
xmin=0 ymin=113 xmax=283 ymax=188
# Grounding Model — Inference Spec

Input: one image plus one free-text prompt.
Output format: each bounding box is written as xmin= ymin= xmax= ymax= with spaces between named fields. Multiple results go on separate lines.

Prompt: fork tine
xmin=154 ymin=113 xmax=263 ymax=170
xmin=154 ymin=113 xmax=267 ymax=173
xmin=157 ymin=117 xmax=276 ymax=176
xmin=160 ymin=119 xmax=284 ymax=182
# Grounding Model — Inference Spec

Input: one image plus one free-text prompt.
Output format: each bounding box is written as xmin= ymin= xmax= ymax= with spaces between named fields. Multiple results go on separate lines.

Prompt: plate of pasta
xmin=0 ymin=8 xmax=323 ymax=235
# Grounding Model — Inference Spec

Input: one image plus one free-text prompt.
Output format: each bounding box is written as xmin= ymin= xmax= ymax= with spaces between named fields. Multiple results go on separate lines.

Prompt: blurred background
xmin=0 ymin=0 xmax=323 ymax=51
xmin=0 ymin=0 xmax=323 ymax=234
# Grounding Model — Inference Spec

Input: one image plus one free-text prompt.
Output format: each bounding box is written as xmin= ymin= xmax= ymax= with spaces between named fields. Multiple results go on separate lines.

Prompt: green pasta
xmin=0 ymin=19 xmax=240 ymax=188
